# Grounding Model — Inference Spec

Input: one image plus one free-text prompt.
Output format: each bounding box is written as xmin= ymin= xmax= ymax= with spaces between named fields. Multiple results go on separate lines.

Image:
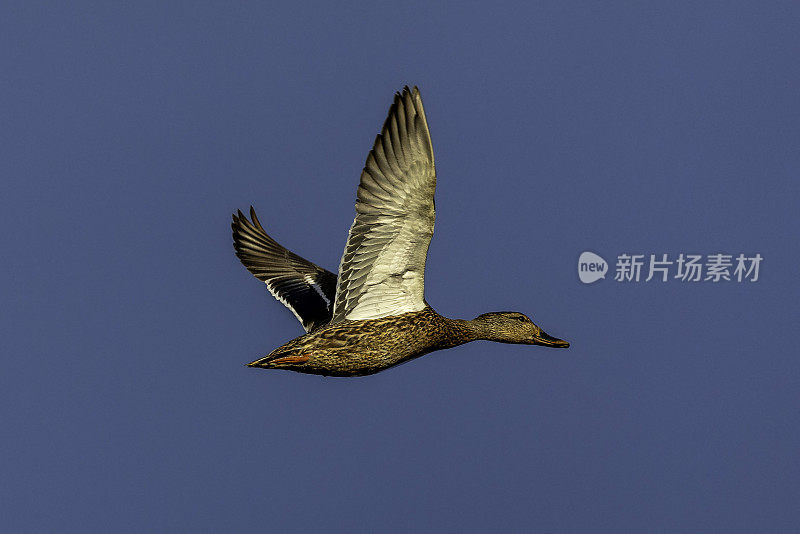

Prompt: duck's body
xmin=252 ymin=306 xmax=569 ymax=376
xmin=232 ymin=86 xmax=568 ymax=377
xmin=251 ymin=307 xmax=458 ymax=376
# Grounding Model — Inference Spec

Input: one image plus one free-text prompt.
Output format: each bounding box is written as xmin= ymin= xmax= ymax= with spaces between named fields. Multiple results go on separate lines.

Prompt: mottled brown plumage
xmin=247 ymin=306 xmax=568 ymax=376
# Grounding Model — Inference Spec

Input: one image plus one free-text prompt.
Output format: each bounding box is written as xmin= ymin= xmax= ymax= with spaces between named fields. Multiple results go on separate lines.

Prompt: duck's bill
xmin=533 ymin=329 xmax=570 ymax=348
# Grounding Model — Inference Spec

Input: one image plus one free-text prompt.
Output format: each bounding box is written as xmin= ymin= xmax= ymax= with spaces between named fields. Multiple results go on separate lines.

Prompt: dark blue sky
xmin=3 ymin=2 xmax=799 ymax=532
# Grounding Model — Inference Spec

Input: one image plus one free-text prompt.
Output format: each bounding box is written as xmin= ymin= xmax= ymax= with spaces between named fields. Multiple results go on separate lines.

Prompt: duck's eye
xmin=517 ymin=316 xmax=527 ymax=322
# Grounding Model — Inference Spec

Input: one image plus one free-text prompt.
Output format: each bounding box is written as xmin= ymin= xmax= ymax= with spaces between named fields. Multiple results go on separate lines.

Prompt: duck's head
xmin=472 ymin=312 xmax=569 ymax=348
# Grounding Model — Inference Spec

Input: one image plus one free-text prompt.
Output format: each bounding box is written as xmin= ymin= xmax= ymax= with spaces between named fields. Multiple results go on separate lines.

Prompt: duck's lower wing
xmin=232 ymin=206 xmax=337 ymax=332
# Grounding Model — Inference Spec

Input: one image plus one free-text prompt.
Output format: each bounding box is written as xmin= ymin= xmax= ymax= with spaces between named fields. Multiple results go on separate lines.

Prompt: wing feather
xmin=232 ymin=207 xmax=336 ymax=332
xmin=331 ymin=86 xmax=436 ymax=322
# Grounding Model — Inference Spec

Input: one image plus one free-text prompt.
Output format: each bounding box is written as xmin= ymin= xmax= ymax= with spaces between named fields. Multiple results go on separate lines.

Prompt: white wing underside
xmin=331 ymin=87 xmax=436 ymax=323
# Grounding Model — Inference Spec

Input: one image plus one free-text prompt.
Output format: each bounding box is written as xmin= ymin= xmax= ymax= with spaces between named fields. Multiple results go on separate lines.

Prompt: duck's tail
xmin=246 ymin=353 xmax=309 ymax=369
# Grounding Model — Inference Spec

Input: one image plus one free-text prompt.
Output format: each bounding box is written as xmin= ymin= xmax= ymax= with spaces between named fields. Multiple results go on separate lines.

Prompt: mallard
xmin=232 ymin=86 xmax=568 ymax=377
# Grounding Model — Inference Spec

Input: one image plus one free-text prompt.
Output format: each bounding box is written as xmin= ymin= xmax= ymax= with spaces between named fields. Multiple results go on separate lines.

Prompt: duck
xmin=232 ymin=86 xmax=568 ymax=377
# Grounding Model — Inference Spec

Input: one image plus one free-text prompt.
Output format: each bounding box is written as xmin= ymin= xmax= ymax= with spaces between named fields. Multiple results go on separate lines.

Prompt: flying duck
xmin=232 ymin=86 xmax=568 ymax=376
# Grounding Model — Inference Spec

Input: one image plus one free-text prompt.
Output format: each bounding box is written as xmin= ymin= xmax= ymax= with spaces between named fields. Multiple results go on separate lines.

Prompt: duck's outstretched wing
xmin=232 ymin=207 xmax=337 ymax=332
xmin=331 ymin=86 xmax=436 ymax=323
